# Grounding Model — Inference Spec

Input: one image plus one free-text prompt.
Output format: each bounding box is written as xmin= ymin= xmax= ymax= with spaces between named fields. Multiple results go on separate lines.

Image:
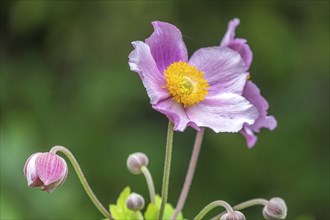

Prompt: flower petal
xmin=41 ymin=156 xmax=68 ymax=192
xmin=189 ymin=46 xmax=248 ymax=95
xmin=145 ymin=21 xmax=188 ymax=74
xmin=186 ymin=93 xmax=258 ymax=133
xmin=152 ymin=98 xmax=199 ymax=132
xmin=251 ymin=115 xmax=277 ymax=132
xmin=129 ymin=41 xmax=170 ymax=104
xmin=227 ymin=39 xmax=253 ymax=69
xmin=240 ymin=126 xmax=258 ymax=148
xmin=35 ymin=153 xmax=67 ymax=187
xmin=24 ymin=153 xmax=43 ymax=187
xmin=220 ymin=18 xmax=253 ymax=68
xmin=220 ymin=18 xmax=240 ymax=46
xmin=242 ymin=81 xmax=277 ymax=132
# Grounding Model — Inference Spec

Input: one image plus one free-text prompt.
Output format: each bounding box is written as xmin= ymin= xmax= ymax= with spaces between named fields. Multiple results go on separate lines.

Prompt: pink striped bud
xmin=126 ymin=192 xmax=145 ymax=211
xmin=24 ymin=152 xmax=68 ymax=192
xmin=127 ymin=152 xmax=149 ymax=174
xmin=220 ymin=211 xmax=246 ymax=220
xmin=263 ymin=197 xmax=287 ymax=219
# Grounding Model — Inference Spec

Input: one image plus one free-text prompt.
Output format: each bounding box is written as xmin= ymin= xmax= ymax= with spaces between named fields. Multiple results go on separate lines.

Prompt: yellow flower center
xmin=164 ymin=61 xmax=209 ymax=107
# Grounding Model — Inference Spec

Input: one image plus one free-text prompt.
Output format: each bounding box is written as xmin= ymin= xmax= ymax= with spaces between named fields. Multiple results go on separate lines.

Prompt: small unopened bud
xmin=24 ymin=152 xmax=68 ymax=192
xmin=220 ymin=211 xmax=246 ymax=220
xmin=263 ymin=197 xmax=287 ymax=219
xmin=127 ymin=152 xmax=149 ymax=174
xmin=126 ymin=192 xmax=145 ymax=211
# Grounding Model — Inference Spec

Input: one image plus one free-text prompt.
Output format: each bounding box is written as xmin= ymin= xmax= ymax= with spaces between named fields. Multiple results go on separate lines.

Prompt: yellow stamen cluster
xmin=164 ymin=61 xmax=209 ymax=107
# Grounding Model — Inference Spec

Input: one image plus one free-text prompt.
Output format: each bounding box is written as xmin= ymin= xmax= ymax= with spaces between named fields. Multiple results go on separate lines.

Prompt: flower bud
xmin=262 ymin=197 xmax=287 ymax=219
xmin=126 ymin=192 xmax=145 ymax=211
xmin=24 ymin=152 xmax=68 ymax=192
xmin=220 ymin=211 xmax=246 ymax=220
xmin=127 ymin=152 xmax=149 ymax=174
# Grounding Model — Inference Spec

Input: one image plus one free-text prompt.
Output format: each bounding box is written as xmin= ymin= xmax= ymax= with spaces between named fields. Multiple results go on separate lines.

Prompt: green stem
xmin=193 ymin=200 xmax=233 ymax=220
xmin=172 ymin=128 xmax=205 ymax=220
xmin=232 ymin=198 xmax=268 ymax=210
xmin=158 ymin=121 xmax=174 ymax=220
xmin=50 ymin=146 xmax=113 ymax=220
xmin=211 ymin=198 xmax=268 ymax=220
xmin=141 ymin=165 xmax=156 ymax=204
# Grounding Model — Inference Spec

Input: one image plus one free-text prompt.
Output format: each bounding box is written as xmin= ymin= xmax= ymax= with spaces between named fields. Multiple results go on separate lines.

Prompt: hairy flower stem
xmin=194 ymin=200 xmax=234 ymax=220
xmin=50 ymin=146 xmax=113 ymax=220
xmin=158 ymin=122 xmax=174 ymax=220
xmin=172 ymin=128 xmax=205 ymax=220
xmin=211 ymin=198 xmax=269 ymax=220
xmin=141 ymin=165 xmax=156 ymax=204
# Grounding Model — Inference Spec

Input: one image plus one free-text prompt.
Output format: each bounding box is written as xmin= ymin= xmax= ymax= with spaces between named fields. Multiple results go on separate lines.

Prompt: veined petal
xmin=146 ymin=21 xmax=188 ymax=74
xmin=227 ymin=39 xmax=252 ymax=69
xmin=243 ymin=81 xmax=277 ymax=132
xmin=189 ymin=47 xmax=248 ymax=94
xmin=129 ymin=41 xmax=169 ymax=104
xmin=41 ymin=156 xmax=68 ymax=192
xmin=152 ymin=98 xmax=198 ymax=132
xmin=186 ymin=93 xmax=258 ymax=133
xmin=35 ymin=153 xmax=67 ymax=187
xmin=220 ymin=18 xmax=253 ymax=68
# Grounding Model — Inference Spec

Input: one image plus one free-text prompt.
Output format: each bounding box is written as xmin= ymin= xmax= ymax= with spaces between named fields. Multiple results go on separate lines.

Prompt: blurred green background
xmin=1 ymin=1 xmax=329 ymax=219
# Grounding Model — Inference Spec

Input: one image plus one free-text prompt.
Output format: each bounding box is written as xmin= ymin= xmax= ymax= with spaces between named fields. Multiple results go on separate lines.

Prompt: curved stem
xmin=158 ymin=122 xmax=174 ymax=220
xmin=172 ymin=128 xmax=205 ymax=220
xmin=50 ymin=146 xmax=113 ymax=220
xmin=193 ymin=200 xmax=233 ymax=220
xmin=211 ymin=198 xmax=268 ymax=220
xmin=141 ymin=165 xmax=156 ymax=204
xmin=233 ymin=198 xmax=268 ymax=210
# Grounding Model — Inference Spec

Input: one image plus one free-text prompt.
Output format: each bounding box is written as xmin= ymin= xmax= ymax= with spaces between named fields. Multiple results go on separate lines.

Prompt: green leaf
xmin=117 ymin=186 xmax=131 ymax=207
xmin=144 ymin=195 xmax=183 ymax=220
xmin=109 ymin=186 xmax=143 ymax=220
xmin=144 ymin=203 xmax=158 ymax=220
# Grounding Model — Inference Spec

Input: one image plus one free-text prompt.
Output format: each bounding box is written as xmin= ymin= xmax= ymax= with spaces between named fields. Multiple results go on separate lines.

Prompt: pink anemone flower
xmin=129 ymin=21 xmax=258 ymax=133
xmin=221 ymin=18 xmax=277 ymax=147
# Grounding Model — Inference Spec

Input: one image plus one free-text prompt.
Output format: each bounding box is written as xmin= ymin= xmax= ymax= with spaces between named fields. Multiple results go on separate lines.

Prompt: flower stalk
xmin=140 ymin=165 xmax=156 ymax=204
xmin=211 ymin=198 xmax=268 ymax=220
xmin=194 ymin=200 xmax=234 ymax=220
xmin=50 ymin=146 xmax=113 ymax=220
xmin=172 ymin=128 xmax=205 ymax=219
xmin=232 ymin=198 xmax=268 ymax=210
xmin=158 ymin=121 xmax=174 ymax=220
